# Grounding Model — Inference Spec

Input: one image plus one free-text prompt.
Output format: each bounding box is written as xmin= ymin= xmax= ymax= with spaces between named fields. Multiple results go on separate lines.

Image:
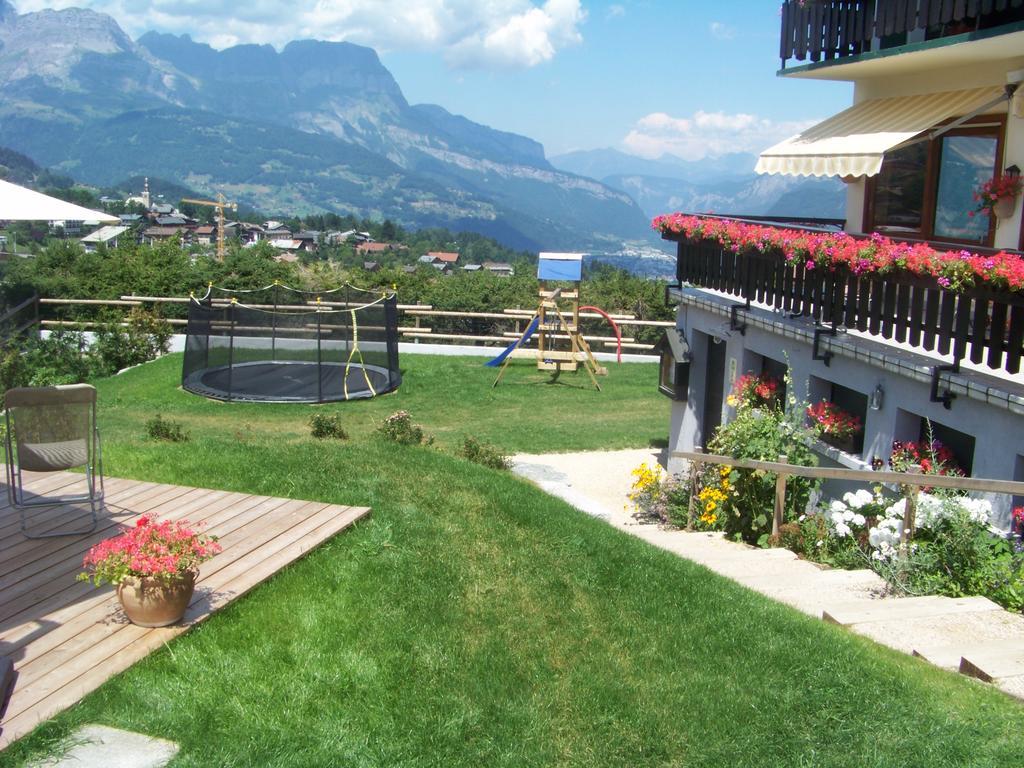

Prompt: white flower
xmin=816 ymin=539 xmax=823 ymax=548
xmin=830 ymin=500 xmax=848 ymax=514
xmin=834 ymin=522 xmax=852 ymax=538
xmin=851 ymin=513 xmax=866 ymax=527
xmin=843 ymin=489 xmax=875 ymax=510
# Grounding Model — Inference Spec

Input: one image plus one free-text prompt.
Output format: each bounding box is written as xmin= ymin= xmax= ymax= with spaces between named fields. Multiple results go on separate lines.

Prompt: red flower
xmin=651 ymin=214 xmax=1024 ymax=294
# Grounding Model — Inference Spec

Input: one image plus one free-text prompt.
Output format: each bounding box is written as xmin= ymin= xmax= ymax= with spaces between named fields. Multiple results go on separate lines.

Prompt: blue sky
xmin=18 ymin=0 xmax=853 ymax=160
xmin=381 ymin=1 xmax=853 ymax=158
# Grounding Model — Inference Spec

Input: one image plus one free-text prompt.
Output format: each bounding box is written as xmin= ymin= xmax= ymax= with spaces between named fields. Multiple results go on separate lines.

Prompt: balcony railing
xmin=663 ymin=227 xmax=1024 ymax=376
xmin=781 ymin=0 xmax=1024 ymax=67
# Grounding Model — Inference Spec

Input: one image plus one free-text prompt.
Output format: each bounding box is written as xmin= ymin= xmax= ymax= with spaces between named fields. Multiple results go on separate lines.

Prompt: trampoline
xmin=182 ymin=283 xmax=401 ymax=403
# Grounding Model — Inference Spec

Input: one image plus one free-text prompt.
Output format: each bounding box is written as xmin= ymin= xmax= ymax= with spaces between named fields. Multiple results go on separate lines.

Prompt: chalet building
xmin=294 ymin=231 xmax=321 ymax=252
xmin=141 ymin=226 xmax=188 ymax=246
xmin=194 ymin=225 xmax=216 ymax=246
xmin=426 ymin=251 xmax=459 ymax=265
xmin=356 ymin=241 xmax=404 ymax=255
xmin=80 ymin=225 xmax=129 ymax=252
xmin=664 ymin=1 xmax=1024 ymax=527
xmin=482 ymin=261 xmax=514 ymax=277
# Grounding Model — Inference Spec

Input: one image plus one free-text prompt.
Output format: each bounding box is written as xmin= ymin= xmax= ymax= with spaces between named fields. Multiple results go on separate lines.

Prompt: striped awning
xmin=755 ymin=86 xmax=1007 ymax=178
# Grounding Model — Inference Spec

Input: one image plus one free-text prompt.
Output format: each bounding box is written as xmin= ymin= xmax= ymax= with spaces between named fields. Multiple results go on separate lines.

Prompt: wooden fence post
xmin=900 ymin=464 xmax=922 ymax=546
xmin=772 ymin=454 xmax=789 ymax=537
xmin=686 ymin=447 xmax=703 ymax=532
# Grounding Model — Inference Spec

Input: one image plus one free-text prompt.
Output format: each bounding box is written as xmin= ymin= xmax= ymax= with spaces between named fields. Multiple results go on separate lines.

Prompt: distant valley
xmin=550 ymin=148 xmax=845 ymax=221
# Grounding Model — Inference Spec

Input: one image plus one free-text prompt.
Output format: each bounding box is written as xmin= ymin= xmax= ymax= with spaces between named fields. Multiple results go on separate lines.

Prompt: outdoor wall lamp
xmin=869 ymin=384 xmax=885 ymax=411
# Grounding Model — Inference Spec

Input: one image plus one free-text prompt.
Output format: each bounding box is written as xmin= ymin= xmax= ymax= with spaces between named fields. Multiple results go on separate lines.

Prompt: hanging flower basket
xmin=971 ymin=174 xmax=1021 ymax=220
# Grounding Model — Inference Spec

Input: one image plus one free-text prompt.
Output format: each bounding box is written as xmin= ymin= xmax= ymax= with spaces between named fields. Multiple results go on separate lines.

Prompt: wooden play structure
xmin=489 ymin=253 xmax=608 ymax=390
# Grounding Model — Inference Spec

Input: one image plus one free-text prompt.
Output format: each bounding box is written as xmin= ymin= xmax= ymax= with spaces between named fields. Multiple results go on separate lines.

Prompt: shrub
xmin=145 ymin=414 xmax=190 ymax=443
xmin=628 ymin=461 xmax=693 ymax=528
xmin=92 ymin=308 xmax=173 ymax=376
xmin=457 ymin=436 xmax=510 ymax=470
xmin=378 ymin=410 xmax=433 ymax=446
xmin=708 ymin=406 xmax=819 ymax=545
xmin=309 ymin=412 xmax=348 ymax=440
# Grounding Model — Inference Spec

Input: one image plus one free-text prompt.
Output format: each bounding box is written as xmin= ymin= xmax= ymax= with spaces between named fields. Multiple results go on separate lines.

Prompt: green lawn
xmin=3 ymin=354 xmax=1023 ymax=767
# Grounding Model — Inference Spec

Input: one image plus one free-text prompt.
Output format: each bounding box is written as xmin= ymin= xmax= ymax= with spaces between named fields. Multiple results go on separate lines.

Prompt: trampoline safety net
xmin=182 ymin=285 xmax=401 ymax=403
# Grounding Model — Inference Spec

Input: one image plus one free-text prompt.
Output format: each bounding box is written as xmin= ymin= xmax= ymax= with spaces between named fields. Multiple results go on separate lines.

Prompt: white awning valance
xmin=755 ymin=86 xmax=1007 ymax=178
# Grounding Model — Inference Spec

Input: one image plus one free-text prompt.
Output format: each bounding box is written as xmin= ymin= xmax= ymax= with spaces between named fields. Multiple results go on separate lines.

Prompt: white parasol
xmin=0 ymin=178 xmax=118 ymax=223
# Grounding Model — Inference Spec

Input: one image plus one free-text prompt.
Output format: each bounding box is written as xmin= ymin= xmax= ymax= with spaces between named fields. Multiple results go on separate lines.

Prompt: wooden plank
xmin=987 ymin=301 xmax=1008 ymax=369
xmin=669 ymin=450 xmax=1024 ymax=495
xmin=0 ymin=492 xmax=291 ymax=656
xmin=894 ymin=282 xmax=911 ymax=343
xmin=0 ymin=493 xmax=272 ymax=663
xmin=5 ymin=497 xmax=333 ymax=700
xmin=907 ymin=284 xmax=925 ymax=346
xmin=0 ymin=504 xmax=369 ymax=747
xmin=922 ymin=288 xmax=941 ymax=350
xmin=970 ymin=293 xmax=990 ymax=364
xmin=936 ymin=290 xmax=956 ymax=355
xmin=952 ymin=294 xmax=972 ymax=365
xmin=1005 ymin=305 xmax=1024 ymax=374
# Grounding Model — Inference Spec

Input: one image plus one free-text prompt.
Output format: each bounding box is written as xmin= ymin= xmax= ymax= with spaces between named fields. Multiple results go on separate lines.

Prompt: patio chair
xmin=4 ymin=384 xmax=103 ymax=538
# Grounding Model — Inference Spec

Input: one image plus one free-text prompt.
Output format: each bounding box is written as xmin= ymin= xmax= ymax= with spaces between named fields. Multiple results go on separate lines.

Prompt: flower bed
xmin=652 ymin=213 xmax=1024 ymax=293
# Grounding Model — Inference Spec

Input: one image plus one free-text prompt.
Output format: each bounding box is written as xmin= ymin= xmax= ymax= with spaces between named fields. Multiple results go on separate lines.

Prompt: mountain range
xmin=0 ymin=1 xmax=843 ymax=251
xmin=550 ymin=148 xmax=846 ymax=221
xmin=0 ymin=1 xmax=650 ymax=251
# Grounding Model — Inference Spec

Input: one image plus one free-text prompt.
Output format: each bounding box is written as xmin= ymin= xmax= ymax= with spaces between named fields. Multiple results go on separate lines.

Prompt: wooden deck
xmin=0 ymin=471 xmax=370 ymax=749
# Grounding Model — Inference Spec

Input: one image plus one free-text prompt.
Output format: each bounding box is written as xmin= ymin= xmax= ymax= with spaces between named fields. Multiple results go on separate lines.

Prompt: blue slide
xmin=485 ymin=316 xmax=540 ymax=367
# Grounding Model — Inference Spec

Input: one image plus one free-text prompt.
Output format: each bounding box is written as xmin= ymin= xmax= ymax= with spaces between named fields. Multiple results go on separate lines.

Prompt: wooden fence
xmin=673 ymin=449 xmax=1024 ymax=543
xmin=30 ymin=296 xmax=674 ymax=353
xmin=780 ymin=0 xmax=1024 ymax=66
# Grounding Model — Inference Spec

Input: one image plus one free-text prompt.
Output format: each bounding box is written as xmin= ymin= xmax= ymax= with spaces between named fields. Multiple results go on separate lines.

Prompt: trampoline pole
xmin=272 ymin=281 xmax=278 ymax=361
xmin=316 ymin=297 xmax=323 ymax=403
xmin=344 ymin=285 xmax=351 ymax=356
xmin=227 ymin=299 xmax=236 ymax=403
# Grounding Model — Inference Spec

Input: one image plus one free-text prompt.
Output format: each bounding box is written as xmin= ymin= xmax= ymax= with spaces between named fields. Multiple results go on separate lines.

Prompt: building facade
xmin=665 ymin=2 xmax=1024 ymax=527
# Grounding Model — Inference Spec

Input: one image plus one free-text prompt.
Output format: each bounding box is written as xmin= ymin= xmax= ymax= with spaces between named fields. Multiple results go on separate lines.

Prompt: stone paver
xmin=511 ymin=448 xmax=1024 ymax=697
xmin=27 ymin=725 xmax=178 ymax=768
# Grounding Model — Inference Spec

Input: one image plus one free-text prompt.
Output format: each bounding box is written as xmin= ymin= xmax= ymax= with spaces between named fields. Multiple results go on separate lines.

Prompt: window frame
xmin=864 ymin=115 xmax=1006 ymax=248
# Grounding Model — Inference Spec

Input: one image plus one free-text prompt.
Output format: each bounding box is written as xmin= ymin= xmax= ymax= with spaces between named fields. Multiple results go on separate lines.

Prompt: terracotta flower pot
xmin=993 ymin=196 xmax=1016 ymax=219
xmin=116 ymin=570 xmax=197 ymax=627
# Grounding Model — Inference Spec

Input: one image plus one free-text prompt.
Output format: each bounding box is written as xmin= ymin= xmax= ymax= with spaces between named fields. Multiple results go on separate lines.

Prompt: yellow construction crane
xmin=181 ymin=194 xmax=238 ymax=260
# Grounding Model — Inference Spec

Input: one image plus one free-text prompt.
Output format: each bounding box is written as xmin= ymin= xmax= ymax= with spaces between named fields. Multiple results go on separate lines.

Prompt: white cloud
xmin=622 ymin=110 xmax=818 ymax=161
xmin=12 ymin=0 xmax=586 ymax=69
xmin=606 ymin=4 xmax=625 ymax=19
xmin=708 ymin=21 xmax=736 ymax=41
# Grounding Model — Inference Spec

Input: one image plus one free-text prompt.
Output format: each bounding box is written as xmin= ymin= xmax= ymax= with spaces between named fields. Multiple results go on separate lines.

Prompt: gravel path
xmin=511 ymin=448 xmax=1024 ymax=697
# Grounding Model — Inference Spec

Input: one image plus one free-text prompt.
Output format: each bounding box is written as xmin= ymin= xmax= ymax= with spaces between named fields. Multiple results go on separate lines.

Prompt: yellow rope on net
xmin=343 ymin=308 xmax=376 ymax=399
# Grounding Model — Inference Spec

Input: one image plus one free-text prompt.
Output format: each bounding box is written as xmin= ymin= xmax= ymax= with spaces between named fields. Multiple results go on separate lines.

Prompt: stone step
xmin=911 ymin=644 xmax=966 ymax=670
xmin=959 ymin=642 xmax=1024 ymax=682
xmin=823 ymin=595 xmax=1001 ymax=626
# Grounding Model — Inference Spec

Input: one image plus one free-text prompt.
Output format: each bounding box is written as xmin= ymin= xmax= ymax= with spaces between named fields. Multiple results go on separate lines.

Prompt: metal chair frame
xmin=4 ymin=384 xmax=104 ymax=538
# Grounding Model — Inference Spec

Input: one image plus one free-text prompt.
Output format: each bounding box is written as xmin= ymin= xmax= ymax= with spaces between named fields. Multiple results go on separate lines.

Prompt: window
xmin=867 ymin=118 xmax=1004 ymax=247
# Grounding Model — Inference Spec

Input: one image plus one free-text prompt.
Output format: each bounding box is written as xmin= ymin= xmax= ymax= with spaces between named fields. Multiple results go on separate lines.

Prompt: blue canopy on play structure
xmin=537 ymin=252 xmax=584 ymax=282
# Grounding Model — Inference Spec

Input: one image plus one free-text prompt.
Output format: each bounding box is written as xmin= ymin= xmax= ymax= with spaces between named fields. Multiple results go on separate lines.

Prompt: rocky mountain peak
xmin=0 ymin=2 xmax=140 ymax=84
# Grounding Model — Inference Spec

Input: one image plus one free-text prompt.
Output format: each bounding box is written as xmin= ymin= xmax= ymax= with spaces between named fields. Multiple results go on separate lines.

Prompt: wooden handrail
xmin=671 ymin=450 xmax=1024 ymax=496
